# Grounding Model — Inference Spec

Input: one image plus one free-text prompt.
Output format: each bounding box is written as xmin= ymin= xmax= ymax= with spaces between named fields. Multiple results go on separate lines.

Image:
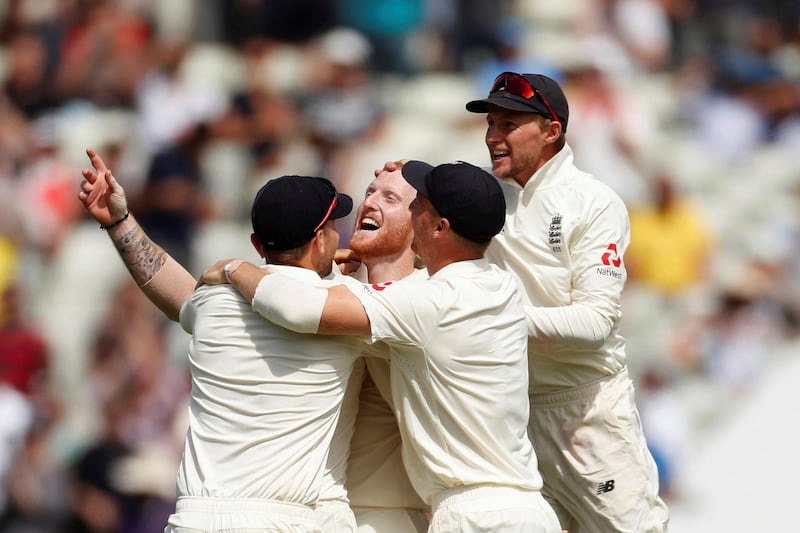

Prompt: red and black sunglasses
xmin=490 ymin=72 xmax=560 ymax=125
xmin=313 ymin=178 xmax=339 ymax=233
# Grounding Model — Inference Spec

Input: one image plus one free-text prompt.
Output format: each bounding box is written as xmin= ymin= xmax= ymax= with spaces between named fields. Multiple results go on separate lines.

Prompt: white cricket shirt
xmin=486 ymin=143 xmax=629 ymax=392
xmin=323 ymin=266 xmax=428 ymax=509
xmin=177 ymin=264 xmax=361 ymax=505
xmin=352 ymin=258 xmax=542 ymax=505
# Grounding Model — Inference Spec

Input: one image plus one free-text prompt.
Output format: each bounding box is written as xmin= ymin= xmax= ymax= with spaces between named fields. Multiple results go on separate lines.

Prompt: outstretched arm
xmin=78 ymin=148 xmax=195 ymax=321
xmin=200 ymin=260 xmax=371 ymax=336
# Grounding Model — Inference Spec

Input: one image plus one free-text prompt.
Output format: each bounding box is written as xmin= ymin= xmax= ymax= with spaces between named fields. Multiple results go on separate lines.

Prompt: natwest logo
xmin=601 ymin=243 xmax=622 ymax=267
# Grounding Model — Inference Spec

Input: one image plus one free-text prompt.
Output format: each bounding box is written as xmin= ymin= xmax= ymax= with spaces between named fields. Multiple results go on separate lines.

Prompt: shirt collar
xmin=503 ymin=142 xmax=575 ymax=191
xmin=264 ymin=263 xmax=323 ymax=281
xmin=429 ymin=257 xmax=490 ymax=280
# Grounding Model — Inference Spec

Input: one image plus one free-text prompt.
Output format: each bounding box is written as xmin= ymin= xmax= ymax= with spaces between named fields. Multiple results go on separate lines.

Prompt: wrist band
xmin=224 ymin=260 xmax=244 ymax=284
xmin=100 ymin=211 xmax=130 ymax=231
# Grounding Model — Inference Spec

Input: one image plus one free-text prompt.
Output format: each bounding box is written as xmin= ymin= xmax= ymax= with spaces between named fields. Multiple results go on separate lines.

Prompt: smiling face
xmin=485 ymin=105 xmax=551 ymax=186
xmin=349 ymin=169 xmax=415 ymax=261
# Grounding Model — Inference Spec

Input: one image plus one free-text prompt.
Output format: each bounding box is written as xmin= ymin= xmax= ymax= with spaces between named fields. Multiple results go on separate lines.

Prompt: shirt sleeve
xmin=179 ymin=286 xmax=205 ymax=334
xmin=351 ymin=280 xmax=441 ymax=348
xmin=526 ymin=198 xmax=629 ymax=345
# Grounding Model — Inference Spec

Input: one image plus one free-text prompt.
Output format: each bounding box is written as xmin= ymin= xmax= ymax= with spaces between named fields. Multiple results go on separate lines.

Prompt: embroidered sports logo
xmin=548 ymin=214 xmax=562 ymax=252
xmin=596 ymin=480 xmax=615 ymax=494
xmin=371 ymin=281 xmax=393 ymax=291
xmin=601 ymin=243 xmax=621 ymax=267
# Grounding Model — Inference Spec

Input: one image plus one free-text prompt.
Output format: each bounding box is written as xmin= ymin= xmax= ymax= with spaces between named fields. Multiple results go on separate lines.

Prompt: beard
xmin=349 ymin=220 xmax=413 ymax=261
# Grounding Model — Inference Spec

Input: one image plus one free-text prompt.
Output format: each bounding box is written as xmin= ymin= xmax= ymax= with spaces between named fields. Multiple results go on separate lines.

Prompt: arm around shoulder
xmin=250 ymin=275 xmax=371 ymax=337
xmin=319 ymin=284 xmax=371 ymax=336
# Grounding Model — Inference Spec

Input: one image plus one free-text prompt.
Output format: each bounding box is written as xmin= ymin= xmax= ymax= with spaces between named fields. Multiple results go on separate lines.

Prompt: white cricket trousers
xmin=354 ymin=507 xmax=429 ymax=533
xmin=315 ymin=499 xmax=357 ymax=532
xmin=428 ymin=485 xmax=561 ymax=533
xmin=164 ymin=496 xmax=321 ymax=532
xmin=530 ymin=368 xmax=669 ymax=533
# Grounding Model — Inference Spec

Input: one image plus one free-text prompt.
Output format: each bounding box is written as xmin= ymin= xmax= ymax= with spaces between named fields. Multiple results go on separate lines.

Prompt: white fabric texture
xmin=487 ymin=143 xmax=630 ymax=392
xmin=175 ymin=264 xmax=360 ymax=507
xmin=353 ymin=258 xmax=541 ymax=505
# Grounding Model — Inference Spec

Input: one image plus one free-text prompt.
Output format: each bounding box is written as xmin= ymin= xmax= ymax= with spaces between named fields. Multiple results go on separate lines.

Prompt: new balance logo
xmin=596 ymin=480 xmax=615 ymax=494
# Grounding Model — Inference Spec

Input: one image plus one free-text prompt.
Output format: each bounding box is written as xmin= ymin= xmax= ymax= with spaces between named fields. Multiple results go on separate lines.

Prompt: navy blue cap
xmin=251 ymin=176 xmax=352 ymax=250
xmin=466 ymin=72 xmax=569 ymax=132
xmin=401 ymin=161 xmax=505 ymax=243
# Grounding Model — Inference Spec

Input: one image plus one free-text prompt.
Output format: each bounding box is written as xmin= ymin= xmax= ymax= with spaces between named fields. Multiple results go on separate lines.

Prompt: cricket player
xmin=203 ymin=161 xmax=562 ymax=533
xmin=466 ymin=71 xmax=670 ymax=532
xmin=81 ymin=169 xmax=363 ymax=530
xmin=78 ymin=149 xmax=428 ymax=531
xmin=338 ymin=169 xmax=430 ymax=532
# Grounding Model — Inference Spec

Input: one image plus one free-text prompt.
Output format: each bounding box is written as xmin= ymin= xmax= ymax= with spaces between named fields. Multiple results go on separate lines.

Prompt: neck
xmin=264 ymin=252 xmax=327 ymax=276
xmin=363 ymin=248 xmax=417 ymax=284
xmin=514 ymin=145 xmax=560 ymax=187
xmin=423 ymin=249 xmax=482 ymax=276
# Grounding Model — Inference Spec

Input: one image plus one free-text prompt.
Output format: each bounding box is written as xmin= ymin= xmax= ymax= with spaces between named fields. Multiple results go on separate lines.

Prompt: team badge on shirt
xmin=548 ymin=214 xmax=562 ymax=252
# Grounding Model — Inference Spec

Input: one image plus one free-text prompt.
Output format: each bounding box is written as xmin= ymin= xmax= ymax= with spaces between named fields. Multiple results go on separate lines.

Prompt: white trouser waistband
xmin=431 ymin=485 xmax=537 ymax=513
xmin=175 ymin=496 xmax=315 ymax=520
xmin=530 ymin=367 xmax=629 ymax=406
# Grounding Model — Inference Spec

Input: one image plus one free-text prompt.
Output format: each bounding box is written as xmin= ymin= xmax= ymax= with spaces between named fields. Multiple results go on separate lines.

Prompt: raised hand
xmin=373 ymin=159 xmax=406 ymax=177
xmin=334 ymin=248 xmax=362 ymax=276
xmin=78 ymin=148 xmax=129 ymax=227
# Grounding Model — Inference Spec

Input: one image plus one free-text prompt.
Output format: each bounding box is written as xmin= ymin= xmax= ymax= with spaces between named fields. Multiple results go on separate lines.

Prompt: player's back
xmin=178 ymin=266 xmax=361 ymax=505
xmin=357 ymin=258 xmax=541 ymax=503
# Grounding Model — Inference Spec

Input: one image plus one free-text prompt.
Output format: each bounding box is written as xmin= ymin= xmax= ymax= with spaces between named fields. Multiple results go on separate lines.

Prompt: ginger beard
xmin=349 ymin=208 xmax=413 ymax=260
xmin=348 ymin=172 xmax=415 ymax=261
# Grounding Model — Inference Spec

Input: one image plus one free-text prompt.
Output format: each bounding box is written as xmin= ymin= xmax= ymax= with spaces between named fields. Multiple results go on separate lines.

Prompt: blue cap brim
xmin=466 ymin=94 xmax=547 ymax=115
xmin=400 ymin=160 xmax=435 ymax=197
xmin=332 ymin=193 xmax=353 ymax=219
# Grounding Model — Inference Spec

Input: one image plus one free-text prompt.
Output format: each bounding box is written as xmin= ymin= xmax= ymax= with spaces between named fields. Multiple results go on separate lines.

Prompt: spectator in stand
xmin=472 ymin=17 xmax=563 ymax=101
xmin=54 ymin=0 xmax=152 ymax=107
xmin=302 ymin=27 xmax=387 ymax=245
xmin=1 ymin=29 xmax=58 ymax=119
xmin=132 ymin=124 xmax=215 ymax=268
xmin=626 ymin=172 xmax=713 ymax=297
xmin=16 ymin=115 xmax=83 ymax=261
xmin=623 ymin=171 xmax=715 ymax=373
xmin=0 ymin=283 xmax=49 ymax=520
xmin=65 ymin=387 xmax=173 ymax=533
xmin=560 ymin=56 xmax=654 ymax=208
xmin=337 ymin=0 xmax=424 ymax=75
xmin=0 ymin=284 xmax=48 ymax=403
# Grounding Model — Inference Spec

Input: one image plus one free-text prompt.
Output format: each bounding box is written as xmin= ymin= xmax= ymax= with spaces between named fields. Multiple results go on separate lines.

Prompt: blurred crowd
xmin=0 ymin=0 xmax=799 ymax=531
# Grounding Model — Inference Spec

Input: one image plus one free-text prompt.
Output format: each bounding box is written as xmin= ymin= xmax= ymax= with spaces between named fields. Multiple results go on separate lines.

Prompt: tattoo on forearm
xmin=114 ymin=226 xmax=167 ymax=285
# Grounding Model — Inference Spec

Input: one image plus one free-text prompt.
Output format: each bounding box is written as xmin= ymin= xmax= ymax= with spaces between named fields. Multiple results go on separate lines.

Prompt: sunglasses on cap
xmin=313 ymin=179 xmax=338 ymax=233
xmin=490 ymin=72 xmax=560 ymax=125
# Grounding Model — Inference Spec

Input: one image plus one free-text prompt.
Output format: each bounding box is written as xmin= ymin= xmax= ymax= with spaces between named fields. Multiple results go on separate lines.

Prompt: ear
xmin=311 ymin=229 xmax=324 ymax=250
xmin=545 ymin=120 xmax=562 ymax=144
xmin=251 ymin=233 xmax=265 ymax=258
xmin=433 ymin=217 xmax=449 ymax=237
